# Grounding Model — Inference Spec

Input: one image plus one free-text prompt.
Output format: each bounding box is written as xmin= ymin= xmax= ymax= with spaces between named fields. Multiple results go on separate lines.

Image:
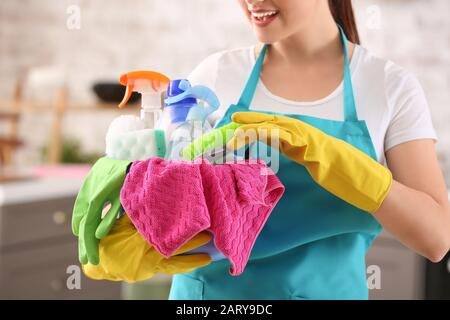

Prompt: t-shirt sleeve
xmin=384 ymin=62 xmax=437 ymax=151
xmin=187 ymin=52 xmax=220 ymax=88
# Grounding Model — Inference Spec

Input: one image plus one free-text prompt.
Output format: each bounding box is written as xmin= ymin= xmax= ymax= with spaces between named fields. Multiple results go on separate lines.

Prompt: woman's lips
xmin=250 ymin=11 xmax=279 ymax=28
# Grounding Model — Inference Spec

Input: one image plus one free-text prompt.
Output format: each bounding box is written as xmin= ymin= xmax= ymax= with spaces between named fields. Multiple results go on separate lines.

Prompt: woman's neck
xmin=253 ymin=16 xmax=356 ymax=102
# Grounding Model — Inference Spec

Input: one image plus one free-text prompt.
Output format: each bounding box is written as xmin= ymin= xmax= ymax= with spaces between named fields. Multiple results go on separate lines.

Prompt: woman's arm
xmin=373 ymin=139 xmax=450 ymax=262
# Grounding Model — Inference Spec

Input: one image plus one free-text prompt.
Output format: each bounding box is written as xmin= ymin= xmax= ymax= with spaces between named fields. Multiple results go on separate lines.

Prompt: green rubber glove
xmin=72 ymin=157 xmax=131 ymax=265
xmin=182 ymin=122 xmax=241 ymax=161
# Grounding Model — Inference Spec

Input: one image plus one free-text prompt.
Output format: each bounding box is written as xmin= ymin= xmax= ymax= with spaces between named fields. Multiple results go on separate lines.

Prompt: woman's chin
xmin=253 ymin=31 xmax=280 ymax=44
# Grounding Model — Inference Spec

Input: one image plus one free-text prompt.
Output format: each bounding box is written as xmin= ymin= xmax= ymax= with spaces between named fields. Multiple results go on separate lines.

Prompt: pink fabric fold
xmin=120 ymin=158 xmax=284 ymax=276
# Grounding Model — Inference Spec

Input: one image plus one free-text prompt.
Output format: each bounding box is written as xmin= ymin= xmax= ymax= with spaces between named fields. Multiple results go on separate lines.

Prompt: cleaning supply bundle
xmin=73 ymin=70 xmax=286 ymax=283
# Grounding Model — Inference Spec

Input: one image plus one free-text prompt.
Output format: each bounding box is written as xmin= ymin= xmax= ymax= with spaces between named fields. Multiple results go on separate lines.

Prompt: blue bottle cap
xmin=165 ymin=79 xmax=196 ymax=106
xmin=164 ymin=79 xmax=220 ymax=124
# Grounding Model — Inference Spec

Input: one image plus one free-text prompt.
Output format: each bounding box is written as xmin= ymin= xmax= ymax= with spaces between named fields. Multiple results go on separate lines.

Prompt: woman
xmin=169 ymin=0 xmax=450 ymax=299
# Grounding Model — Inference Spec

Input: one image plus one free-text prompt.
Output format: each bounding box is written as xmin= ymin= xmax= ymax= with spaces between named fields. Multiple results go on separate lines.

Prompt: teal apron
xmin=169 ymin=26 xmax=382 ymax=300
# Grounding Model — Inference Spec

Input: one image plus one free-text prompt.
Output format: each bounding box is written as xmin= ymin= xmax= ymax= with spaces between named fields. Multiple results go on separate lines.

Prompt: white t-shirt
xmin=187 ymin=45 xmax=437 ymax=164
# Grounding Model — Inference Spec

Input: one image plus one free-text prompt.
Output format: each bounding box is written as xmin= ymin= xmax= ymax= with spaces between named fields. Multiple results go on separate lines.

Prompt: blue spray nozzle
xmin=165 ymin=83 xmax=220 ymax=108
xmin=165 ymin=79 xmax=196 ymax=106
xmin=164 ymin=80 xmax=220 ymax=123
xmin=177 ymin=79 xmax=191 ymax=91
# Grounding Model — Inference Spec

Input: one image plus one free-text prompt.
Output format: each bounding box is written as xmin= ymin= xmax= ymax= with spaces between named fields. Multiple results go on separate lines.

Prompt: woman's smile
xmin=249 ymin=9 xmax=280 ymax=27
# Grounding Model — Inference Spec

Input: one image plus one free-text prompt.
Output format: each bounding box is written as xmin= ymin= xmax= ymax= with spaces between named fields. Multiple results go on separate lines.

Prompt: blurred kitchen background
xmin=0 ymin=0 xmax=449 ymax=299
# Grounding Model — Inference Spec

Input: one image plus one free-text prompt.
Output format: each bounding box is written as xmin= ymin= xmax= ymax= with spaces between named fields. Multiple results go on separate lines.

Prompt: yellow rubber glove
xmin=228 ymin=112 xmax=392 ymax=213
xmin=82 ymin=215 xmax=212 ymax=283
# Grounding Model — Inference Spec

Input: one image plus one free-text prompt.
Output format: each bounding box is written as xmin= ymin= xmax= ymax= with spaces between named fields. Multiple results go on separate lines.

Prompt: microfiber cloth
xmin=120 ymin=158 xmax=284 ymax=276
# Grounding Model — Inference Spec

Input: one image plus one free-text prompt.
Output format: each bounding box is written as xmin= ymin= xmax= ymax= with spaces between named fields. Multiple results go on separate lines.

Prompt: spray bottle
xmin=105 ymin=71 xmax=170 ymax=160
xmin=118 ymin=70 xmax=170 ymax=128
xmin=159 ymin=79 xmax=220 ymax=160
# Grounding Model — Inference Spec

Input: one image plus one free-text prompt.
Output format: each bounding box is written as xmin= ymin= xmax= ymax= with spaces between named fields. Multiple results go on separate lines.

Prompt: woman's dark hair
xmin=328 ymin=0 xmax=360 ymax=44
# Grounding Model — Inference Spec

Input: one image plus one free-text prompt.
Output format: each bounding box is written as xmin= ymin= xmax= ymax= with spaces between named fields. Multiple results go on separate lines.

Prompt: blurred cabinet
xmin=425 ymin=251 xmax=450 ymax=299
xmin=366 ymin=191 xmax=450 ymax=299
xmin=0 ymin=194 xmax=121 ymax=299
xmin=423 ymin=192 xmax=450 ymax=299
xmin=366 ymin=232 xmax=426 ymax=300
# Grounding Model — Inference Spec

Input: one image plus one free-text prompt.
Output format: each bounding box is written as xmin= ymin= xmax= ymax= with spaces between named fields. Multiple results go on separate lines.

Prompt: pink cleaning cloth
xmin=120 ymin=158 xmax=284 ymax=276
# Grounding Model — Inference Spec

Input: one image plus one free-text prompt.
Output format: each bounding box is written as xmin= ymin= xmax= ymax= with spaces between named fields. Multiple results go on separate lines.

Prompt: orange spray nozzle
xmin=118 ymin=71 xmax=170 ymax=109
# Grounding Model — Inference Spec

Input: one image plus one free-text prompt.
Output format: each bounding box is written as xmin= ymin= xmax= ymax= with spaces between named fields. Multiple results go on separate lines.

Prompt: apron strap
xmin=236 ymin=45 xmax=268 ymax=109
xmin=236 ymin=25 xmax=359 ymax=122
xmin=338 ymin=25 xmax=359 ymax=122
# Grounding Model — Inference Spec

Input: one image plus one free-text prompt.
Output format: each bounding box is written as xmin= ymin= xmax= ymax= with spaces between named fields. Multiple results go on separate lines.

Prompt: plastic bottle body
xmin=166 ymin=119 xmax=212 ymax=160
xmin=140 ymin=107 xmax=162 ymax=129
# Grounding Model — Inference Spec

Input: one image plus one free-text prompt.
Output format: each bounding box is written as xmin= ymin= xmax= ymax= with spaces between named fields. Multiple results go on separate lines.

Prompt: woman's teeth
xmin=251 ymin=11 xmax=278 ymax=21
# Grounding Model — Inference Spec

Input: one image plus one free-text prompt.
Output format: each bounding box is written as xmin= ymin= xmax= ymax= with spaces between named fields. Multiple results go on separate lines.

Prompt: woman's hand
xmin=227 ymin=111 xmax=393 ymax=213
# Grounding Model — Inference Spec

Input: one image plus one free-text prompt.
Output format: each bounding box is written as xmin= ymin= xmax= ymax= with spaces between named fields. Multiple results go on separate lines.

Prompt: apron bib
xmin=170 ymin=26 xmax=382 ymax=300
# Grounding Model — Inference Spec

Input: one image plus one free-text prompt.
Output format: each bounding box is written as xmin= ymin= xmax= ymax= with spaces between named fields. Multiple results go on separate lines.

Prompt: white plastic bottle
xmin=160 ymin=79 xmax=219 ymax=160
xmin=105 ymin=71 xmax=170 ymax=160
